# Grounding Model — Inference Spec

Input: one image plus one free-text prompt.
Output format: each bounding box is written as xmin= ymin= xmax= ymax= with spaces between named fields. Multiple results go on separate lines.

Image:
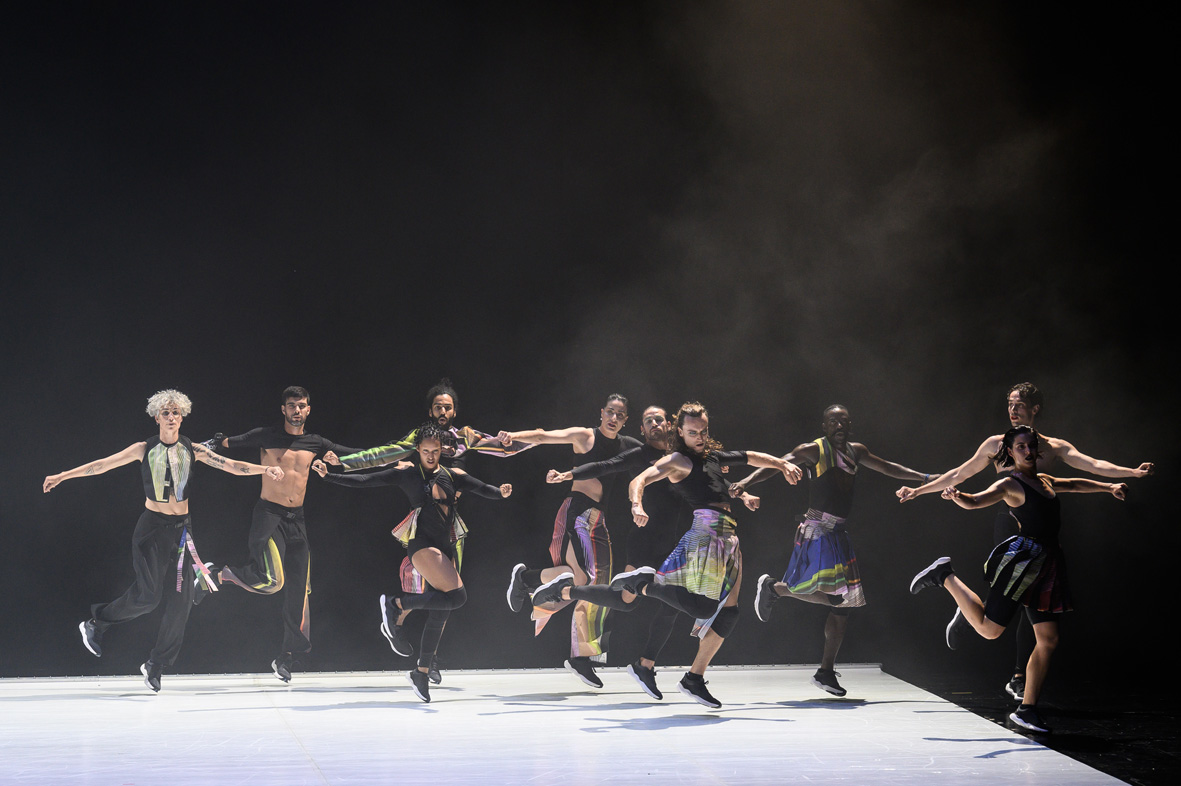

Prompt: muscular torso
xmin=259 ymin=447 xmax=314 ymax=506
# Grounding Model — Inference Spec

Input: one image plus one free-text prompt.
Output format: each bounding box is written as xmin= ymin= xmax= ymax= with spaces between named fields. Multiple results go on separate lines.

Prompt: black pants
xmin=224 ymin=500 xmax=311 ymax=657
xmin=92 ymin=510 xmax=195 ymax=667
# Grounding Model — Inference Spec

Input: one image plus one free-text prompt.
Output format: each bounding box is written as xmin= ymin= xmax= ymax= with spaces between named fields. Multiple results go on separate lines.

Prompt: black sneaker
xmin=945 ymin=607 xmax=970 ymax=650
xmin=193 ymin=563 xmax=218 ymax=606
xmin=811 ymin=668 xmax=847 ymax=697
xmin=272 ymin=655 xmax=293 ymax=684
xmin=1009 ymin=704 xmax=1050 ymax=733
xmin=609 ymin=566 xmax=656 ymax=595
xmin=627 ymin=660 xmax=662 ymax=700
xmin=379 ymin=594 xmax=414 ymax=656
xmin=79 ymin=619 xmax=102 ymax=657
xmin=407 ymin=669 xmax=431 ymax=703
xmin=754 ymin=574 xmax=779 ymax=622
xmin=428 ymin=656 xmax=442 ymax=685
xmin=140 ymin=660 xmax=162 ymax=693
xmin=909 ymin=557 xmax=953 ymax=594
xmin=506 ymin=563 xmax=530 ymax=613
xmin=564 ymin=656 xmax=604 ymax=689
xmin=678 ymin=671 xmax=721 ymax=708
xmin=531 ymin=573 xmax=574 ymax=606
xmin=1006 ymin=674 xmax=1026 ymax=701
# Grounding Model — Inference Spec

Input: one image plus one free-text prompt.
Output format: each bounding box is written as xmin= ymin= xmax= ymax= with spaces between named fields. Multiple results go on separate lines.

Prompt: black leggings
xmin=400 ymin=586 xmax=467 ymax=668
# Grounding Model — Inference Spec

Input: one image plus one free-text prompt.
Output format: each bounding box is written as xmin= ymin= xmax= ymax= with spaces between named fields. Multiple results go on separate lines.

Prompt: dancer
xmin=501 ymin=394 xmax=641 ymax=689
xmin=612 ymin=402 xmax=802 ymax=707
xmin=207 ymin=386 xmax=362 ymax=683
xmin=909 ymin=425 xmax=1128 ymax=734
xmin=322 ymin=378 xmax=531 ymax=683
xmin=313 ymin=421 xmax=511 ymax=702
xmin=533 ymin=404 xmax=761 ymax=700
xmin=729 ymin=404 xmax=931 ymax=697
xmin=42 ymin=390 xmax=283 ymax=692
xmin=897 ymin=382 xmax=1152 ymax=698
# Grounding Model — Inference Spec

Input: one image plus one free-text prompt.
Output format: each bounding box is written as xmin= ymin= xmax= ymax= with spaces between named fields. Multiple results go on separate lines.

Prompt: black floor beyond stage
xmin=894 ymin=667 xmax=1181 ymax=786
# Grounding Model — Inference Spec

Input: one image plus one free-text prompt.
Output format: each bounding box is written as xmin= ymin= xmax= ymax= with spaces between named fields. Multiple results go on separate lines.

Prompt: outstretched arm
xmin=452 ymin=469 xmax=513 ymax=499
xmin=1045 ymin=475 xmax=1128 ymax=500
xmin=940 ymin=477 xmax=1020 ymax=510
xmin=193 ymin=444 xmax=284 ymax=481
xmin=898 ymin=436 xmax=999 ymax=502
xmin=43 ymin=442 xmax=146 ymax=492
xmin=1052 ymin=438 xmax=1153 ymax=479
xmin=857 ymin=445 xmax=931 ymax=482
xmin=496 ymin=426 xmax=594 ymax=452
xmin=743 ymin=451 xmax=804 ymax=485
xmin=731 ymin=442 xmax=815 ymax=495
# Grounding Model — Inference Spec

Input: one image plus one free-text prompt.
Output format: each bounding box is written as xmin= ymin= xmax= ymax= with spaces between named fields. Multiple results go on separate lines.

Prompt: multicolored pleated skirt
xmin=984 ymin=535 xmax=1072 ymax=614
xmin=657 ymin=508 xmax=740 ymax=638
xmin=782 ymin=510 xmax=865 ymax=607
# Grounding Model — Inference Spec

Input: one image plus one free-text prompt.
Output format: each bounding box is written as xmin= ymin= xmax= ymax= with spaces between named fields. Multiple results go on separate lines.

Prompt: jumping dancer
xmin=208 ymin=386 xmax=362 ymax=683
xmin=533 ymin=404 xmax=761 ymax=700
xmin=322 ymin=379 xmax=531 ymax=683
xmin=313 ymin=421 xmax=511 ymax=702
xmin=897 ymin=382 xmax=1152 ymax=699
xmin=909 ymin=425 xmax=1128 ymax=734
xmin=613 ymin=401 xmax=802 ymax=707
xmin=729 ymin=404 xmax=930 ymax=697
xmin=42 ymin=390 xmax=283 ymax=692
xmin=500 ymin=394 xmax=641 ymax=689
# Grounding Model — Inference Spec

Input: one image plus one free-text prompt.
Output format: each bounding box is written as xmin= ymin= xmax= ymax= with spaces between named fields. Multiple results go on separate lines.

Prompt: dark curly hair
xmin=669 ymin=401 xmax=724 ymax=457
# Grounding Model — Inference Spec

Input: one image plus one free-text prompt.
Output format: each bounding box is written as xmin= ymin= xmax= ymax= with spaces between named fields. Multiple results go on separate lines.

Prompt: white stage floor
xmin=0 ymin=665 xmax=1121 ymax=785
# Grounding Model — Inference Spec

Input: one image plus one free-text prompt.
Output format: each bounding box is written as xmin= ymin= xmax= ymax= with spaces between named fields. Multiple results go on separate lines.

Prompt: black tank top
xmin=671 ymin=450 xmax=748 ymax=510
xmin=141 ymin=435 xmax=195 ymax=503
xmin=806 ymin=437 xmax=857 ymax=519
xmin=1008 ymin=473 xmax=1061 ymax=544
xmin=578 ymin=428 xmax=640 ymax=506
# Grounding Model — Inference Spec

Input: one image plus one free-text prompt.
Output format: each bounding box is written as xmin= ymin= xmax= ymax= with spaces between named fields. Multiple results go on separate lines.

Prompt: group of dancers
xmin=42 ymin=381 xmax=1152 ymax=733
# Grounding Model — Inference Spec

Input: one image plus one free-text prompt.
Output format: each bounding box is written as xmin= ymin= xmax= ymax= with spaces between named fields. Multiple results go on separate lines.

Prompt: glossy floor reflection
xmin=0 ymin=665 xmax=1124 ymax=785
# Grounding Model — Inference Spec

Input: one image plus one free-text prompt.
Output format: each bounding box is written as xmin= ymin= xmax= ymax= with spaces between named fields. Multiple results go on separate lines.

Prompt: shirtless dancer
xmin=501 ymin=394 xmax=641 ymax=689
xmin=897 ymin=382 xmax=1152 ymax=698
xmin=209 ymin=386 xmax=362 ymax=682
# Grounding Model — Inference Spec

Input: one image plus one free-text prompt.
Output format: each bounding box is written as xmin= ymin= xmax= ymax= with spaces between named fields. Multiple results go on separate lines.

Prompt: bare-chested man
xmin=896 ymin=382 xmax=1153 ymax=698
xmin=209 ymin=386 xmax=361 ymax=682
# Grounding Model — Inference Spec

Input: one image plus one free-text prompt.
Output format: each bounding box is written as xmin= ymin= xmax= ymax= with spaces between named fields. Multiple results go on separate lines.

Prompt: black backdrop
xmin=1 ymin=4 xmax=1172 ymax=689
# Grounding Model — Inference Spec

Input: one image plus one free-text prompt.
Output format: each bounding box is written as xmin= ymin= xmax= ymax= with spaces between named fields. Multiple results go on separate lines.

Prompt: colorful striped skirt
xmin=657 ymin=508 xmax=740 ymax=637
xmin=984 ymin=535 xmax=1072 ymax=614
xmin=782 ymin=510 xmax=865 ymax=607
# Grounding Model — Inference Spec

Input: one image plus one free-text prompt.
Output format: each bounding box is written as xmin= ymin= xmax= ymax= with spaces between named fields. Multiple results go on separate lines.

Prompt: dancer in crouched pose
xmin=43 ymin=390 xmax=284 ymax=692
xmin=908 ymin=425 xmax=1127 ymax=734
xmin=314 ymin=421 xmax=511 ymax=702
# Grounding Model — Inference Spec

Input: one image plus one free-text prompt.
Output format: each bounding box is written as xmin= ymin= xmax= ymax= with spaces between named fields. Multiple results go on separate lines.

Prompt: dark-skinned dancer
xmin=730 ymin=404 xmax=930 ymax=697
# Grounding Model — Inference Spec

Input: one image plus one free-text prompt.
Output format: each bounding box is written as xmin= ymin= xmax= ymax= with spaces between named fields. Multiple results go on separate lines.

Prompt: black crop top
xmin=318 ymin=462 xmax=503 ymax=532
xmin=141 ymin=435 xmax=195 ymax=503
xmin=669 ymin=450 xmax=748 ymax=510
xmin=573 ymin=429 xmax=641 ymax=506
xmin=225 ymin=427 xmax=360 ymax=459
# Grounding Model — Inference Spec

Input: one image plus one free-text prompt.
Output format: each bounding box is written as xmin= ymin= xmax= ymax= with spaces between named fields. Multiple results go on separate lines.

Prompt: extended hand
xmin=897 ymin=486 xmax=918 ymax=502
xmin=311 ymin=460 xmax=328 ymax=478
xmin=500 ymin=484 xmax=513 ymax=498
xmin=631 ymin=503 xmax=649 ymax=528
xmin=741 ymin=493 xmax=760 ymax=511
xmin=265 ymin=466 xmax=285 ymax=481
xmin=781 ymin=461 xmax=803 ymax=485
xmin=1111 ymin=483 xmax=1128 ymax=501
xmin=43 ymin=474 xmax=63 ymax=493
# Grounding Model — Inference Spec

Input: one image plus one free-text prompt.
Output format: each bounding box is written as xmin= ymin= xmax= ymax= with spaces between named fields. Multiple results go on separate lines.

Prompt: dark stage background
xmin=1 ymin=2 xmax=1171 ymax=697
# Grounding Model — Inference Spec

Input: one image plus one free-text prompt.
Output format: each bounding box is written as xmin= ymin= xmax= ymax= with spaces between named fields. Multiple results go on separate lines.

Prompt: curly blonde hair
xmin=145 ymin=389 xmax=193 ymax=418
